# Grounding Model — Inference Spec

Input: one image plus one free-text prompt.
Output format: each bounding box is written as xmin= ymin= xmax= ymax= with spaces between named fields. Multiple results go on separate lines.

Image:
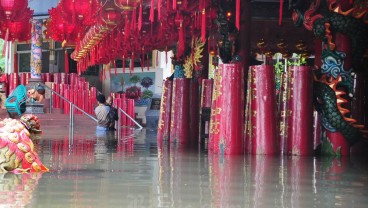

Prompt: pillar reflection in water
xmin=247 ymin=155 xmax=283 ymax=207
xmin=51 ymin=136 xmax=96 ymax=170
xmin=169 ymin=146 xmax=202 ymax=208
xmin=208 ymin=154 xmax=245 ymax=208
xmin=157 ymin=142 xmax=172 ymax=207
xmin=287 ymin=156 xmax=315 ymax=208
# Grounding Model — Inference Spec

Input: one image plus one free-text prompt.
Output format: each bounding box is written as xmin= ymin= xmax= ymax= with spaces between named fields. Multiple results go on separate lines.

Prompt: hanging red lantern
xmin=102 ymin=7 xmax=122 ymax=26
xmin=61 ymin=0 xmax=100 ymax=25
xmin=0 ymin=0 xmax=27 ymax=20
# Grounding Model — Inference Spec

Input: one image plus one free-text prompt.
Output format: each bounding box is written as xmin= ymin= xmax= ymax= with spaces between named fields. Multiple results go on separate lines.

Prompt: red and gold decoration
xmin=157 ymin=80 xmax=173 ymax=143
xmin=286 ymin=66 xmax=314 ymax=156
xmin=245 ymin=65 xmax=278 ymax=155
xmin=169 ymin=78 xmax=190 ymax=144
xmin=209 ymin=63 xmax=244 ymax=155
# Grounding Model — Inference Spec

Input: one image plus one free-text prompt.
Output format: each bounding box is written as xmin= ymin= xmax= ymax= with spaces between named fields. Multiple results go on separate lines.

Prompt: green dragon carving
xmin=291 ymin=0 xmax=368 ymax=149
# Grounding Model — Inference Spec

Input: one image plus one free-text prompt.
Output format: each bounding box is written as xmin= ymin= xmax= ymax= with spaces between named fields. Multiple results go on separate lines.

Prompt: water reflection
xmin=0 ymin=173 xmax=43 ymax=207
xmin=4 ymin=130 xmax=367 ymax=208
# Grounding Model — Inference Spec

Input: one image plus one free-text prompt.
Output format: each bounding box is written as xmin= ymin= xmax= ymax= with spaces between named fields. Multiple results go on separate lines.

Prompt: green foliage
xmin=142 ymin=90 xmax=153 ymax=99
xmin=0 ymin=39 xmax=5 ymax=72
xmin=129 ymin=75 xmax=141 ymax=85
xmin=273 ymin=61 xmax=284 ymax=93
xmin=287 ymin=55 xmax=307 ymax=66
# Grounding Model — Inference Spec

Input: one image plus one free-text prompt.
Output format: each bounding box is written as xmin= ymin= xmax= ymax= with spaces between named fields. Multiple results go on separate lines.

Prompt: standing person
xmin=106 ymin=96 xmax=119 ymax=130
xmin=95 ymin=94 xmax=110 ymax=131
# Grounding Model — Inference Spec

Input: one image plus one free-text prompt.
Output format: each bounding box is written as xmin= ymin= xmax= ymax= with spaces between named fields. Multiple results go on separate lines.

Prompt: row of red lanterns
xmin=45 ymin=0 xmax=217 ymax=74
xmin=44 ymin=0 xmax=101 ymax=44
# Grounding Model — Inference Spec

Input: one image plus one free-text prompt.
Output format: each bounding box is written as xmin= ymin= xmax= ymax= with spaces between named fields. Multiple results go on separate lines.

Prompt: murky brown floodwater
xmin=1 ymin=129 xmax=368 ymax=208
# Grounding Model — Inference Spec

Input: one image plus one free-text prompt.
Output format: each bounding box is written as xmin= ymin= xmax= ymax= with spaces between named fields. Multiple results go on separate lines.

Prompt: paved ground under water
xmin=1 ymin=113 xmax=368 ymax=208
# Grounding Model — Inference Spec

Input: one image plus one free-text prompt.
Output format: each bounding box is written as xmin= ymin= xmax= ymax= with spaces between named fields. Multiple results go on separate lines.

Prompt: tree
xmin=129 ymin=75 xmax=140 ymax=86
xmin=140 ymin=77 xmax=153 ymax=90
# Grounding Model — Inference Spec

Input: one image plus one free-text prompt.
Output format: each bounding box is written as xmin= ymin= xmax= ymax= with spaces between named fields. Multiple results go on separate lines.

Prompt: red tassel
xmin=138 ymin=2 xmax=142 ymax=31
xmin=279 ymin=0 xmax=283 ymax=25
xmin=201 ymin=9 xmax=206 ymax=43
xmin=158 ymin=0 xmax=161 ymax=20
xmin=236 ymin=0 xmax=240 ymax=30
xmin=158 ymin=22 xmax=163 ymax=40
xmin=177 ymin=23 xmax=184 ymax=58
xmin=149 ymin=0 xmax=154 ymax=23
xmin=65 ymin=50 xmax=69 ymax=73
xmin=124 ymin=16 xmax=130 ymax=42
xmin=167 ymin=0 xmax=171 ymax=12
xmin=14 ymin=52 xmax=18 ymax=73
xmin=131 ymin=7 xmax=137 ymax=31
xmin=173 ymin=0 xmax=176 ymax=10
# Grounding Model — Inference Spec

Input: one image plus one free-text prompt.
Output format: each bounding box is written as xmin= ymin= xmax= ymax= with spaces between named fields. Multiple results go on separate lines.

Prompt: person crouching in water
xmin=95 ymin=94 xmax=110 ymax=131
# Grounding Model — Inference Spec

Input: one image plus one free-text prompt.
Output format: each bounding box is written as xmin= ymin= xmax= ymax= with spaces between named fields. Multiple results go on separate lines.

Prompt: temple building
xmin=0 ymin=0 xmax=367 ymax=207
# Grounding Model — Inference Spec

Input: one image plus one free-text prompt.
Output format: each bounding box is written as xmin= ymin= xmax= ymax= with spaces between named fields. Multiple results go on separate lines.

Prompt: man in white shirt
xmin=95 ymin=94 xmax=110 ymax=131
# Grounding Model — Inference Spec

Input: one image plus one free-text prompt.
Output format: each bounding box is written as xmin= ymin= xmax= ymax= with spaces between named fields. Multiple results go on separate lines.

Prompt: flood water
xmin=1 ymin=129 xmax=368 ymax=208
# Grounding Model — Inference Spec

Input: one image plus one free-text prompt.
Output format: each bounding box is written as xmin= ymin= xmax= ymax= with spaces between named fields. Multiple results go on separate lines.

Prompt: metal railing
xmin=117 ymin=107 xmax=143 ymax=139
xmin=39 ymin=83 xmax=97 ymax=123
xmin=39 ymin=82 xmax=143 ymax=140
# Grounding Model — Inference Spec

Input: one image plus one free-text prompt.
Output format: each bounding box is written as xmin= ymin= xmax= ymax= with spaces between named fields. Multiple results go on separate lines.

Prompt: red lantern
xmin=102 ymin=8 xmax=122 ymax=26
xmin=61 ymin=0 xmax=100 ymax=25
xmin=0 ymin=0 xmax=27 ymax=20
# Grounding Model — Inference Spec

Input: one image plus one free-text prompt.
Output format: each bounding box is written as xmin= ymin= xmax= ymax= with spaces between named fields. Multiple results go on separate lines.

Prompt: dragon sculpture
xmin=0 ymin=114 xmax=48 ymax=173
xmin=215 ymin=0 xmax=240 ymax=63
xmin=291 ymin=0 xmax=368 ymax=153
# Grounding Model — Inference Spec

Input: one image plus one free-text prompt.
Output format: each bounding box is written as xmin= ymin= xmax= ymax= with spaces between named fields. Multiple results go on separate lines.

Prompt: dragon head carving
xmin=19 ymin=114 xmax=42 ymax=134
xmin=0 ymin=117 xmax=48 ymax=173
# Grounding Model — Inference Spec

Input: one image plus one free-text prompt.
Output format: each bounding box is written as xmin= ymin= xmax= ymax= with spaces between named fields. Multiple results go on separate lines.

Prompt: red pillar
xmin=169 ymin=78 xmax=190 ymax=144
xmin=8 ymin=73 xmax=19 ymax=95
xmin=52 ymin=83 xmax=60 ymax=108
xmin=287 ymin=66 xmax=314 ymax=155
xmin=157 ymin=80 xmax=173 ymax=143
xmin=248 ymin=65 xmax=278 ymax=155
xmin=209 ymin=63 xmax=244 ymax=155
